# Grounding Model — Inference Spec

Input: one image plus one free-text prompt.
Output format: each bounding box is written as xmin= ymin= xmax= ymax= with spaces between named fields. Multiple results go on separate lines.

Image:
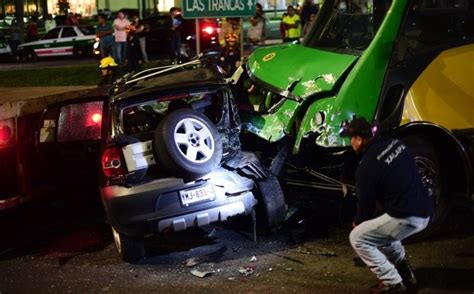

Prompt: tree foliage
xmin=57 ymin=0 xmax=70 ymax=15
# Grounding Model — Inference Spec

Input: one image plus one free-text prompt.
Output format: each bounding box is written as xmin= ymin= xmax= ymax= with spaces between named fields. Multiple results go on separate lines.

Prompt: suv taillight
xmin=102 ymin=147 xmax=124 ymax=179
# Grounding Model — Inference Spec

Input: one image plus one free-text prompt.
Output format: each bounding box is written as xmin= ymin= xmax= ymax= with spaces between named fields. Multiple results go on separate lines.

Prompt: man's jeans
xmin=139 ymin=37 xmax=148 ymax=63
xmin=350 ymin=213 xmax=430 ymax=285
xmin=115 ymin=42 xmax=127 ymax=65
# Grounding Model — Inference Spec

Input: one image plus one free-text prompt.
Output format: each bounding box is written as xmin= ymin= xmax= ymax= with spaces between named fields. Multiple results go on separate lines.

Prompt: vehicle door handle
xmin=72 ymin=38 xmax=76 ymax=41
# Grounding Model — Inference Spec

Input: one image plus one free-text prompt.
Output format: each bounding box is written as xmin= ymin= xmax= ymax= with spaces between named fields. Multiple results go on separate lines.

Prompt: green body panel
xmin=247 ymin=45 xmax=357 ymax=99
xmin=294 ymin=96 xmax=339 ymax=153
xmin=311 ymin=1 xmax=408 ymax=148
xmin=244 ymin=0 xmax=409 ymax=151
xmin=240 ymin=98 xmax=301 ymax=142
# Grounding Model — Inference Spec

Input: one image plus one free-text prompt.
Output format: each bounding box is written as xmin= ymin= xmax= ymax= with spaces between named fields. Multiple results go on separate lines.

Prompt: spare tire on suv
xmin=154 ymin=108 xmax=223 ymax=180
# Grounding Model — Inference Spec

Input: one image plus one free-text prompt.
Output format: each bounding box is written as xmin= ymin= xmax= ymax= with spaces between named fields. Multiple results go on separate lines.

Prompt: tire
xmin=402 ymin=136 xmax=451 ymax=240
xmin=73 ymin=45 xmax=87 ymax=58
xmin=154 ymin=108 xmax=223 ymax=179
xmin=256 ymin=175 xmax=287 ymax=229
xmin=112 ymin=227 xmax=145 ymax=262
xmin=24 ymin=48 xmax=37 ymax=62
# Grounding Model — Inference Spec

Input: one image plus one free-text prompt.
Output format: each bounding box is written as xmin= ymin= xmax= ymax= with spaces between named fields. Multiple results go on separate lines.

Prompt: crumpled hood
xmin=247 ymin=44 xmax=358 ymax=99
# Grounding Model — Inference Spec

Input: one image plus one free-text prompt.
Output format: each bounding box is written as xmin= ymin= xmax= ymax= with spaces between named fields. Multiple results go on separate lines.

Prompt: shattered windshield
xmin=304 ymin=0 xmax=392 ymax=54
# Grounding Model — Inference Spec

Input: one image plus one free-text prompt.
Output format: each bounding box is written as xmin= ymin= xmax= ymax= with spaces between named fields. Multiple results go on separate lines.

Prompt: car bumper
xmin=101 ymin=168 xmax=257 ymax=238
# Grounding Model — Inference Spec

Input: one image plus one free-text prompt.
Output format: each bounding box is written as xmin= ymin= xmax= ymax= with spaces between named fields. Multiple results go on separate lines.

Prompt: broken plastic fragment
xmin=190 ymin=269 xmax=213 ymax=278
xmin=239 ymin=265 xmax=255 ymax=277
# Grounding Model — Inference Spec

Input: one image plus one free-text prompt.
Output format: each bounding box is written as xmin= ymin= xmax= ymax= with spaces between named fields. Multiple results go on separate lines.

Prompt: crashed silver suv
xmin=99 ymin=66 xmax=286 ymax=262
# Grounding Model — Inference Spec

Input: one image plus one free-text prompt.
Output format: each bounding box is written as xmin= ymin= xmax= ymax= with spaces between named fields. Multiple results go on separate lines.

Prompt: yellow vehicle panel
xmin=402 ymin=44 xmax=474 ymax=130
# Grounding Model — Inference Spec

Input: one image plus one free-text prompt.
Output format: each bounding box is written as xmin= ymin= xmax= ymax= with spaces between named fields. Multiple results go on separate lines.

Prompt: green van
xmin=236 ymin=0 xmax=473 ymax=233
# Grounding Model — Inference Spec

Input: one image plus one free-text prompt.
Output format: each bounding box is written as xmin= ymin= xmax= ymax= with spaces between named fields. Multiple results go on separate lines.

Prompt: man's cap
xmin=339 ymin=117 xmax=373 ymax=138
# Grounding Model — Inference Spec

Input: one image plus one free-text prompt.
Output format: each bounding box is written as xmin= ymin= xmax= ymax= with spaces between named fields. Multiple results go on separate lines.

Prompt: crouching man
xmin=340 ymin=117 xmax=433 ymax=293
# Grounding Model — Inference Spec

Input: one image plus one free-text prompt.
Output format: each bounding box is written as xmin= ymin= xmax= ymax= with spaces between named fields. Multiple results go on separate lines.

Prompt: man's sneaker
xmin=396 ymin=257 xmax=417 ymax=287
xmin=370 ymin=281 xmax=406 ymax=293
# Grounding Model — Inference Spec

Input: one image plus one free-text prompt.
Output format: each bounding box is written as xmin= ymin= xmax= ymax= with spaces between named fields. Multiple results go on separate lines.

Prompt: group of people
xmin=96 ymin=10 xmax=149 ymax=72
xmin=221 ymin=0 xmax=318 ymax=53
xmin=96 ymin=7 xmax=186 ymax=72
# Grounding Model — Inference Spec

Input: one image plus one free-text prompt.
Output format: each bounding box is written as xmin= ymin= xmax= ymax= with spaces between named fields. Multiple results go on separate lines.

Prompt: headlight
xmin=93 ymin=41 xmax=99 ymax=49
xmin=314 ymin=111 xmax=325 ymax=125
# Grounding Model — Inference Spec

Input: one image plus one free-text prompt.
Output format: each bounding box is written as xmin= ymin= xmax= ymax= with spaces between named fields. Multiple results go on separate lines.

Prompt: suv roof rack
xmin=125 ymin=58 xmax=203 ymax=85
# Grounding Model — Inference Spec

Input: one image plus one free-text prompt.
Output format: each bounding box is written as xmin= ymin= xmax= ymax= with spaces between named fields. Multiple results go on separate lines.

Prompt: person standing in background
xmin=113 ymin=10 xmax=130 ymax=65
xmin=281 ymin=6 xmax=301 ymax=42
xmin=247 ymin=16 xmax=264 ymax=47
xmin=126 ymin=21 xmax=142 ymax=72
xmin=300 ymin=0 xmax=319 ymax=34
xmin=302 ymin=13 xmax=316 ymax=38
xmin=169 ymin=7 xmax=183 ymax=60
xmin=219 ymin=17 xmax=240 ymax=47
xmin=9 ymin=19 xmax=21 ymax=58
xmin=219 ymin=32 xmax=241 ymax=77
xmin=255 ymin=3 xmax=267 ymax=43
xmin=131 ymin=15 xmax=148 ymax=63
xmin=44 ymin=14 xmax=56 ymax=32
xmin=26 ymin=17 xmax=38 ymax=42
xmin=96 ymin=13 xmax=115 ymax=59
xmin=66 ymin=12 xmax=79 ymax=25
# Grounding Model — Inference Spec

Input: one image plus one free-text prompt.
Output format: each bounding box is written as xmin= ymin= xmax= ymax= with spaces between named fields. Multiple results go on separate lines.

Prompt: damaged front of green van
xmin=241 ymin=0 xmax=407 ymax=153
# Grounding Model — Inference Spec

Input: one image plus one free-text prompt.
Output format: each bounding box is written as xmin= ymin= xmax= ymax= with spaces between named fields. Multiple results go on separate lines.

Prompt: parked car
xmin=0 ymin=35 xmax=11 ymax=59
xmin=18 ymin=25 xmax=96 ymax=61
xmin=235 ymin=0 xmax=474 ymax=238
xmin=36 ymin=63 xmax=286 ymax=262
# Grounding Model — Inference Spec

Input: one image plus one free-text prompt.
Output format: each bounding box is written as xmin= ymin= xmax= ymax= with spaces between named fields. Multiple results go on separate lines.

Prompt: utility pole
xmin=14 ymin=0 xmax=25 ymax=43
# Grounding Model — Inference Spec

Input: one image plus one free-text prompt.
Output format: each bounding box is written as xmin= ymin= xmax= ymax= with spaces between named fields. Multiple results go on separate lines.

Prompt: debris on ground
xmin=239 ymin=265 xmax=256 ymax=277
xmin=190 ymin=269 xmax=213 ymax=278
xmin=232 ymin=247 xmax=240 ymax=253
xmin=249 ymin=256 xmax=257 ymax=262
xmin=228 ymin=277 xmax=236 ymax=281
xmin=207 ymin=228 xmax=218 ymax=238
xmin=293 ymin=246 xmax=337 ymax=257
xmin=285 ymin=267 xmax=294 ymax=271
xmin=269 ymin=252 xmax=304 ymax=264
xmin=184 ymin=245 xmax=227 ymax=267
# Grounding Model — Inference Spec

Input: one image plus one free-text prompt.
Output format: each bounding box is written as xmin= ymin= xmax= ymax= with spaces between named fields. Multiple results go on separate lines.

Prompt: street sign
xmin=182 ymin=0 xmax=256 ymax=18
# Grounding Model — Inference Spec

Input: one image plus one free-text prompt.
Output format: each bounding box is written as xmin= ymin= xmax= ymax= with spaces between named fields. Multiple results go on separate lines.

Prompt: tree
xmin=57 ymin=0 xmax=70 ymax=15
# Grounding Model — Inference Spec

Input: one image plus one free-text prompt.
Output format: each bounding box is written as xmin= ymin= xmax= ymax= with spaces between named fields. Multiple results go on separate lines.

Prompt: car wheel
xmin=154 ymin=108 xmax=223 ymax=179
xmin=402 ymin=136 xmax=450 ymax=240
xmin=73 ymin=46 xmax=85 ymax=57
xmin=112 ymin=227 xmax=145 ymax=262
xmin=256 ymin=175 xmax=287 ymax=229
xmin=24 ymin=49 xmax=37 ymax=62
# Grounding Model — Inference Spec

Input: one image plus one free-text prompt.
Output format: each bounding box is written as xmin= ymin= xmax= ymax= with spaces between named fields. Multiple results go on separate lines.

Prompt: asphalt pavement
xmin=0 ymin=187 xmax=473 ymax=293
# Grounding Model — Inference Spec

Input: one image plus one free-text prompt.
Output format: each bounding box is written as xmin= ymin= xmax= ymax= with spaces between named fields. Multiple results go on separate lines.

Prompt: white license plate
xmin=179 ymin=185 xmax=215 ymax=206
